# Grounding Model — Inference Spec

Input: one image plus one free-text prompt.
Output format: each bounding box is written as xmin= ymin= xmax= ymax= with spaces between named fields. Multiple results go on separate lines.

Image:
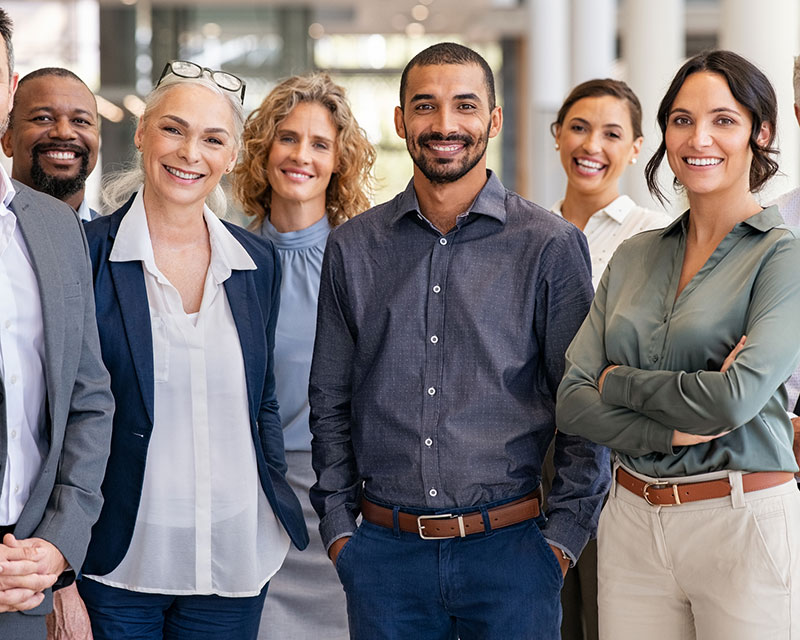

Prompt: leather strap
xmin=616 ymin=467 xmax=794 ymax=506
xmin=361 ymin=491 xmax=541 ymax=539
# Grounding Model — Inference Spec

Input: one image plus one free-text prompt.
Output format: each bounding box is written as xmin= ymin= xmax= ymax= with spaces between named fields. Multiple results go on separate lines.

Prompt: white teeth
xmin=576 ymin=158 xmax=604 ymax=170
xmin=166 ymin=166 xmax=202 ymax=180
xmin=285 ymin=171 xmax=311 ymax=180
xmin=686 ymin=157 xmax=722 ymax=166
xmin=45 ymin=151 xmax=76 ymax=160
xmin=430 ymin=144 xmax=461 ymax=152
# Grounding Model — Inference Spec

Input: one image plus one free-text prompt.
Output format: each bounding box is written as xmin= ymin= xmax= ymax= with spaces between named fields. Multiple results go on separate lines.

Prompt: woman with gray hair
xmin=75 ymin=61 xmax=308 ymax=640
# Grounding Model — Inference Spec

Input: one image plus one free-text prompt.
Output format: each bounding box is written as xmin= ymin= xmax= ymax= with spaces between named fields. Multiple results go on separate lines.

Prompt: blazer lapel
xmin=225 ymin=270 xmax=262 ymax=417
xmin=11 ymin=191 xmax=64 ymax=441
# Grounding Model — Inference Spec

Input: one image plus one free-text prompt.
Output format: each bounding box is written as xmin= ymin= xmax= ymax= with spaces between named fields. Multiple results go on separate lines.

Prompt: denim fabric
xmin=77 ymin=579 xmax=268 ymax=640
xmin=310 ymin=170 xmax=610 ymax=560
xmin=336 ymin=514 xmax=563 ymax=640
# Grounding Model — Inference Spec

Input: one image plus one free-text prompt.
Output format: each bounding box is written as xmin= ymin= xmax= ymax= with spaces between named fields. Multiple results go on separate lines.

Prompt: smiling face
xmin=665 ymin=71 xmax=769 ymax=201
xmin=135 ymin=83 xmax=238 ymax=213
xmin=555 ymin=95 xmax=642 ymax=205
xmin=266 ymin=101 xmax=338 ymax=215
xmin=2 ymin=75 xmax=99 ymax=205
xmin=394 ymin=63 xmax=501 ymax=185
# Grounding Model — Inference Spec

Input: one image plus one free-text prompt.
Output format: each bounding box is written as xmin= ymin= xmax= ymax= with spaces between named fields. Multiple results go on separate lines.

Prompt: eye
xmin=279 ymin=135 xmax=296 ymax=143
xmin=162 ymin=126 xmax=181 ymax=135
xmin=414 ymin=103 xmax=434 ymax=112
xmin=715 ymin=116 xmax=735 ymax=126
xmin=206 ymin=137 xmax=224 ymax=146
xmin=569 ymin=123 xmax=586 ymax=133
xmin=313 ymin=141 xmax=330 ymax=150
xmin=457 ymin=103 xmax=477 ymax=111
xmin=73 ymin=118 xmax=93 ymax=126
xmin=671 ymin=116 xmax=691 ymax=126
xmin=606 ymin=131 xmax=621 ymax=140
xmin=31 ymin=115 xmax=54 ymax=123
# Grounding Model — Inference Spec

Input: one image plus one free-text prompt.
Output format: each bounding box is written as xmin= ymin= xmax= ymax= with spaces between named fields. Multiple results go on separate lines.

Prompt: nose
xmin=50 ymin=116 xmax=76 ymax=140
xmin=431 ymin=108 xmax=457 ymax=137
xmin=581 ymin=130 xmax=603 ymax=155
xmin=178 ymin=136 xmax=200 ymax=163
xmin=289 ymin=139 xmax=311 ymax=164
xmin=689 ymin=122 xmax=712 ymax=149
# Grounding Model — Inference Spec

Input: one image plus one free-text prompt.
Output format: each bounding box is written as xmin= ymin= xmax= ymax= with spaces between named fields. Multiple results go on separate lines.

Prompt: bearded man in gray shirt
xmin=309 ymin=42 xmax=609 ymax=639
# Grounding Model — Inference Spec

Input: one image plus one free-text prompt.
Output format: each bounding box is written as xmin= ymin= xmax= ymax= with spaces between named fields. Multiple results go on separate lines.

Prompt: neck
xmin=686 ymin=187 xmax=762 ymax=243
xmin=268 ymin=196 xmax=327 ymax=233
xmin=142 ymin=186 xmax=208 ymax=246
xmin=560 ymin=188 xmax=620 ymax=231
xmin=413 ymin=164 xmax=488 ymax=233
xmin=62 ymin=189 xmax=86 ymax=211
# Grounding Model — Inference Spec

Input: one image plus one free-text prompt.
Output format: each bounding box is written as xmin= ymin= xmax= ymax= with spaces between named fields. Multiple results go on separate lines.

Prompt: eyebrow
xmin=568 ymin=116 xmax=624 ymax=129
xmin=276 ymin=126 xmax=334 ymax=144
xmin=409 ymin=92 xmax=482 ymax=103
xmin=669 ymin=106 xmax=741 ymax=116
xmin=29 ymin=106 xmax=95 ymax=118
xmin=162 ymin=114 xmax=230 ymax=135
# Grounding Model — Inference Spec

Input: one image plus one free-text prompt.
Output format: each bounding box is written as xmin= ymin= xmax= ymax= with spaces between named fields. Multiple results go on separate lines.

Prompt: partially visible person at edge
xmin=557 ymin=50 xmax=800 ymax=640
xmin=766 ymin=54 xmax=800 ymax=477
xmin=0 ymin=9 xmax=114 ymax=640
xmin=233 ymin=72 xmax=374 ymax=640
xmin=309 ymin=42 xmax=609 ymax=639
xmin=3 ymin=66 xmax=103 ymax=640
xmin=2 ymin=67 xmax=100 ymax=221
xmin=76 ymin=61 xmax=308 ymax=640
xmin=544 ymin=78 xmax=672 ymax=640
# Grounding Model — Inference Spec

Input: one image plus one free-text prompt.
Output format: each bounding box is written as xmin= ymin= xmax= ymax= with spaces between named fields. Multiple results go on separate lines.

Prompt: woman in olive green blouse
xmin=557 ymin=50 xmax=800 ymax=640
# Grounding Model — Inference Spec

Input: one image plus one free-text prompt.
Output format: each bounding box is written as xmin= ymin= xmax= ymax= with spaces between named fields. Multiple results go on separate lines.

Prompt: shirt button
xmin=425 ymin=438 xmax=433 ymax=447
xmin=13 ymin=485 xmax=19 ymax=495
xmin=3 ymin=320 xmax=10 ymax=329
xmin=439 ymin=238 xmax=448 ymax=246
xmin=651 ymin=355 xmax=659 ymax=363
xmin=427 ymin=387 xmax=436 ymax=396
xmin=9 ymin=374 xmax=17 ymax=384
xmin=10 ymin=430 xmax=16 ymax=439
xmin=430 ymin=335 xmax=438 ymax=344
xmin=429 ymin=489 xmax=438 ymax=497
xmin=432 ymin=285 xmax=441 ymax=293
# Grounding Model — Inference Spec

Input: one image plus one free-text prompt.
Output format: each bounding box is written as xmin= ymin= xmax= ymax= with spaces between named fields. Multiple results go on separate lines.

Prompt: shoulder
xmin=221 ymin=219 xmax=278 ymax=270
xmin=627 ymin=203 xmax=674 ymax=230
xmin=11 ymin=180 xmax=81 ymax=230
xmin=769 ymin=186 xmax=800 ymax=226
xmin=328 ymin=195 xmax=401 ymax=244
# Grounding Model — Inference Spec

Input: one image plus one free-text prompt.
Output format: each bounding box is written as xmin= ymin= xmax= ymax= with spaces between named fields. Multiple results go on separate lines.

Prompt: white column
xmin=570 ymin=0 xmax=616 ymax=85
xmin=720 ymin=0 xmax=800 ymax=204
xmin=620 ymin=0 xmax=685 ymax=213
xmin=525 ymin=0 xmax=569 ymax=206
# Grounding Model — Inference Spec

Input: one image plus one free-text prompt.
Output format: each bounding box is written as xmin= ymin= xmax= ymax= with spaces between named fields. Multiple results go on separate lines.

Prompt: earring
xmin=554 ymin=143 xmax=560 ymax=151
xmin=630 ymin=157 xmax=637 ymax=165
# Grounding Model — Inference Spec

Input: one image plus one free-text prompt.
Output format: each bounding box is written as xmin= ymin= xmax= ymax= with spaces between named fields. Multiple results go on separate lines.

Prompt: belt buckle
xmin=416 ymin=513 xmax=465 ymax=539
xmin=642 ymin=480 xmax=681 ymax=506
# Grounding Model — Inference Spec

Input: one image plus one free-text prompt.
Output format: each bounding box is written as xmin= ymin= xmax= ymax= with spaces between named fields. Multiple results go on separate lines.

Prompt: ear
xmin=488 ymin=105 xmax=503 ymax=139
xmin=7 ymin=71 xmax=17 ymax=113
xmin=631 ymin=135 xmax=644 ymax=160
xmin=1 ymin=129 xmax=12 ymax=158
xmin=394 ymin=106 xmax=406 ymax=139
xmin=134 ymin=118 xmax=144 ymax=151
xmin=794 ymin=103 xmax=800 ymax=129
xmin=755 ymin=121 xmax=772 ymax=148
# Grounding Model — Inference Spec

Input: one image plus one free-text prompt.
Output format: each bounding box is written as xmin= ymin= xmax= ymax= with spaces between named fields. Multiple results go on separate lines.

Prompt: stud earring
xmin=554 ymin=143 xmax=560 ymax=151
xmin=630 ymin=157 xmax=637 ymax=165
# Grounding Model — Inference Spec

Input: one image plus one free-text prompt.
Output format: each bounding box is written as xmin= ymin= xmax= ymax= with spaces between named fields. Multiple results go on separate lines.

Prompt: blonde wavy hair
xmin=234 ymin=73 xmax=375 ymax=228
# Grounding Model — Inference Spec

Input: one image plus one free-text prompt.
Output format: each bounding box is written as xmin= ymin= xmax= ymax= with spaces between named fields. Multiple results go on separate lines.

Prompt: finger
xmin=0 ymin=559 xmax=43 ymax=575
xmin=0 ymin=588 xmax=44 ymax=611
xmin=0 ymin=572 xmax=57 ymax=592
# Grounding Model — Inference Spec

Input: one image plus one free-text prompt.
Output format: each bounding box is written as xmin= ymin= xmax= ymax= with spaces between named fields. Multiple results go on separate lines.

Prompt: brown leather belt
xmin=616 ymin=467 xmax=794 ymax=506
xmin=361 ymin=490 xmax=542 ymax=539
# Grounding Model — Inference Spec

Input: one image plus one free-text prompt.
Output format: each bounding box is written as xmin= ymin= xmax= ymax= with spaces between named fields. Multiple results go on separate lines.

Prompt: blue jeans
xmin=335 ymin=510 xmax=564 ymax=639
xmin=77 ymin=578 xmax=268 ymax=640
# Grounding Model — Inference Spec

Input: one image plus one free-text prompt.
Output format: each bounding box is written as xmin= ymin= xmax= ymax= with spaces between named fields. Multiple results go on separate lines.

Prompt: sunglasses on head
xmin=157 ymin=60 xmax=246 ymax=103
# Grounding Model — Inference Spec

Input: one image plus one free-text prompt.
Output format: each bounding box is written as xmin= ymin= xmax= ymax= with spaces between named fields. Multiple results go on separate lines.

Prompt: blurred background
xmin=6 ymin=0 xmax=799 ymax=219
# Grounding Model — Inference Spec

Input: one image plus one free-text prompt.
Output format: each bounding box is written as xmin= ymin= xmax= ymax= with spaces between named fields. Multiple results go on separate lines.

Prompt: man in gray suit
xmin=0 ymin=9 xmax=114 ymax=639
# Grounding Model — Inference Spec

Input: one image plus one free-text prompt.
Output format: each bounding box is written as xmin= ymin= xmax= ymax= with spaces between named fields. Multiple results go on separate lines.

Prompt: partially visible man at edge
xmin=310 ymin=42 xmax=610 ymax=639
xmin=2 ymin=66 xmax=100 ymax=221
xmin=0 ymin=10 xmax=114 ymax=640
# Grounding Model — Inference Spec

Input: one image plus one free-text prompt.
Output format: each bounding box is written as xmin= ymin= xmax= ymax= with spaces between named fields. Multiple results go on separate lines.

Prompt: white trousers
xmin=598 ymin=464 xmax=800 ymax=640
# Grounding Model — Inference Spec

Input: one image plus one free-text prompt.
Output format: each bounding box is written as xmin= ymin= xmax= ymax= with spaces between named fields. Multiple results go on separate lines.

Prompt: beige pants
xmin=598 ymin=464 xmax=800 ymax=640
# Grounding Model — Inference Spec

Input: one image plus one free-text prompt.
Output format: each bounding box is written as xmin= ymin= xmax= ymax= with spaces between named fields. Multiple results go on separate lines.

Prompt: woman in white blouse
xmin=551 ymin=79 xmax=672 ymax=290
xmin=547 ymin=78 xmax=672 ymax=640
xmin=76 ymin=61 xmax=307 ymax=640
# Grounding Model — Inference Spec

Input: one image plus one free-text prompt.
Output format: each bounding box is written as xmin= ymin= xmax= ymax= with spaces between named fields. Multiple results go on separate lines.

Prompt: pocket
xmin=747 ymin=499 xmax=791 ymax=591
xmin=528 ymin=519 xmax=565 ymax=588
xmin=151 ymin=316 xmax=169 ymax=383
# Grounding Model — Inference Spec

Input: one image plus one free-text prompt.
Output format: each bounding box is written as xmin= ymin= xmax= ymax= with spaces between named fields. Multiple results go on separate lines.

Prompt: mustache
xmin=32 ymin=142 xmax=89 ymax=159
xmin=416 ymin=132 xmax=475 ymax=146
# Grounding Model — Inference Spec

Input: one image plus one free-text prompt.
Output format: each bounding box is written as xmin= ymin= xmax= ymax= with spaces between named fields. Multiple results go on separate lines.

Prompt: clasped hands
xmin=0 ymin=534 xmax=67 ymax=612
xmin=597 ymin=335 xmax=747 ymax=448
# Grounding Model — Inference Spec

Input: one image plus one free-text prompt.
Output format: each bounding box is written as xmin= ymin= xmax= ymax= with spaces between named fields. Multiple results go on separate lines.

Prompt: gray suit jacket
xmin=0 ymin=180 xmax=113 ymax=624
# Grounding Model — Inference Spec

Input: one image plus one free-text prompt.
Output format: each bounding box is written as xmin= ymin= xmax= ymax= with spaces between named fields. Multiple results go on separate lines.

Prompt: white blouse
xmin=85 ymin=191 xmax=289 ymax=596
xmin=551 ymin=195 xmax=673 ymax=290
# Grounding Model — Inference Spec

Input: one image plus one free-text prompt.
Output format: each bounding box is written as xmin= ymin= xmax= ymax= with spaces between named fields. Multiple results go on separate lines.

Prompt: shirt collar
xmin=390 ymin=170 xmax=507 ymax=225
xmin=550 ymin=194 xmax=636 ymax=225
xmin=110 ymin=190 xmax=256 ymax=283
xmin=659 ymin=204 xmax=786 ymax=237
xmin=0 ymin=165 xmax=16 ymax=216
xmin=76 ymin=199 xmax=93 ymax=222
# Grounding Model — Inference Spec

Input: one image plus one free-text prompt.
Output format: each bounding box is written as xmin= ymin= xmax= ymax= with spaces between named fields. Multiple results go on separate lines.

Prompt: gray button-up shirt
xmin=557 ymin=206 xmax=800 ymax=477
xmin=309 ymin=171 xmax=610 ymax=559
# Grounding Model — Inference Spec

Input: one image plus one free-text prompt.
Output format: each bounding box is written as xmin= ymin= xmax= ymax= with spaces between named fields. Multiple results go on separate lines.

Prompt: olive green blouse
xmin=557 ymin=206 xmax=800 ymax=477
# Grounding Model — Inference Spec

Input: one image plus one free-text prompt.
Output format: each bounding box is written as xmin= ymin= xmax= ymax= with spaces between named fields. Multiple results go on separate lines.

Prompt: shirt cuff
xmin=540 ymin=511 xmax=592 ymax=564
xmin=544 ymin=539 xmax=576 ymax=567
xmin=600 ymin=365 xmax=634 ymax=408
xmin=319 ymin=504 xmax=359 ymax=550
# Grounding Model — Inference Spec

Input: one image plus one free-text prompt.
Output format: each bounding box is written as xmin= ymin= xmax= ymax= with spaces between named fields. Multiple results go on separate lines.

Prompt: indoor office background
xmin=6 ymin=0 xmax=800 ymax=222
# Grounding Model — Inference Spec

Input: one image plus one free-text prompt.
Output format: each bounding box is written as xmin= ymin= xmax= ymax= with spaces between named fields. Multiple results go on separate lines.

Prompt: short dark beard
xmin=407 ymin=123 xmax=490 ymax=185
xmin=29 ymin=143 xmax=89 ymax=201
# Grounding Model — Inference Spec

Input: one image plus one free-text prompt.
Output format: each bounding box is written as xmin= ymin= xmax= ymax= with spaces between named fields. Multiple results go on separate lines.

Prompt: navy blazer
xmin=81 ymin=196 xmax=308 ymax=577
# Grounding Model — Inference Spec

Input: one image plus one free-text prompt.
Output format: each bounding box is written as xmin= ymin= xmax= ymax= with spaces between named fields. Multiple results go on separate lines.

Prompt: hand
xmin=0 ymin=535 xmax=66 ymax=612
xmin=671 ymin=429 xmax=730 ymax=447
xmin=328 ymin=536 xmax=351 ymax=567
xmin=549 ymin=544 xmax=569 ymax=577
xmin=720 ymin=335 xmax=747 ymax=373
xmin=791 ymin=416 xmax=800 ymax=477
xmin=597 ymin=365 xmax=619 ymax=393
